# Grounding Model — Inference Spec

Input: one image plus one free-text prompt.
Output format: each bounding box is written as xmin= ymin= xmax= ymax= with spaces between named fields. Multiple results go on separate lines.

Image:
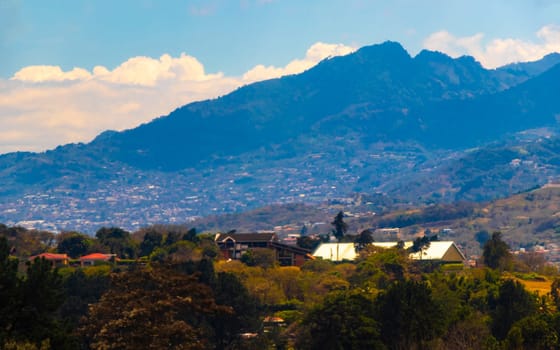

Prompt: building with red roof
xmin=29 ymin=253 xmax=69 ymax=267
xmin=79 ymin=253 xmax=116 ymax=266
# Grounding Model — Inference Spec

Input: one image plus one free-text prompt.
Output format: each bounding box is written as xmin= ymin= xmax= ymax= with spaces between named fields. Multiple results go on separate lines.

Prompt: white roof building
xmin=313 ymin=241 xmax=466 ymax=262
xmin=407 ymin=241 xmax=467 ymax=261
xmin=312 ymin=243 xmax=358 ymax=261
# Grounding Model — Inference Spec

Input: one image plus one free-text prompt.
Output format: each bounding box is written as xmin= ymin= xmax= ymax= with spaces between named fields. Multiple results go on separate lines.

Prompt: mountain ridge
xmin=95 ymin=41 xmax=541 ymax=171
xmin=2 ymin=41 xmax=560 ymax=233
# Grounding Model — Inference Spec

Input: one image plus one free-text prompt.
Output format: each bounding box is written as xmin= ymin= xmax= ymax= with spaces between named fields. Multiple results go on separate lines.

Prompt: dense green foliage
xmin=3 ymin=223 xmax=560 ymax=349
xmin=0 ymin=236 xmax=74 ymax=349
xmin=490 ymin=279 xmax=538 ymax=340
xmin=483 ymin=232 xmax=513 ymax=270
xmin=56 ymin=232 xmax=93 ymax=258
xmin=79 ymin=264 xmax=231 ymax=349
xmin=375 ymin=280 xmax=446 ymax=348
xmin=95 ymin=227 xmax=136 ymax=259
xmin=296 ymin=291 xmax=382 ymax=350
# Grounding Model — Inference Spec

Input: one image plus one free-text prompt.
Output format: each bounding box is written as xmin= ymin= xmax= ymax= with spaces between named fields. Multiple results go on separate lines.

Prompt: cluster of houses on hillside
xmin=29 ymin=232 xmax=467 ymax=268
xmin=214 ymin=232 xmax=466 ymax=267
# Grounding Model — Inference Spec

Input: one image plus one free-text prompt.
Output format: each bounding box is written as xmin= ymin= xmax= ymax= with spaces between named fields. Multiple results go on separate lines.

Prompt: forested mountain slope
xmin=1 ymin=41 xmax=560 ymax=232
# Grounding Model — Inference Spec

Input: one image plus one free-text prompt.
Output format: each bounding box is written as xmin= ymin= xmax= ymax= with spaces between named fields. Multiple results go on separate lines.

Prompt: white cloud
xmin=243 ymin=42 xmax=356 ymax=81
xmin=423 ymin=31 xmax=484 ymax=58
xmin=12 ymin=53 xmax=223 ymax=86
xmin=94 ymin=53 xmax=223 ymax=86
xmin=423 ymin=24 xmax=560 ymax=68
xmin=1 ymin=42 xmax=354 ymax=154
xmin=12 ymin=66 xmax=92 ymax=82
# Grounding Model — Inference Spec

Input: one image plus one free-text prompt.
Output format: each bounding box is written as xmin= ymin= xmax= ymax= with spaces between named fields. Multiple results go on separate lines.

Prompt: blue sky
xmin=1 ymin=0 xmax=560 ymax=153
xmin=3 ymin=0 xmax=559 ymax=76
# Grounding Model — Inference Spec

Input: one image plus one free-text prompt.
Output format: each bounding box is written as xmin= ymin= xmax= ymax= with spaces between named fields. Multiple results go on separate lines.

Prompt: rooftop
xmin=215 ymin=232 xmax=277 ymax=243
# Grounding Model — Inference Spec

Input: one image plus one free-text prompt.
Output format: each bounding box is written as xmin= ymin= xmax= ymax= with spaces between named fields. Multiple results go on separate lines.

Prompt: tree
xmin=297 ymin=236 xmax=321 ymax=251
xmin=58 ymin=267 xmax=110 ymax=329
xmin=79 ymin=264 xmax=231 ymax=349
xmin=374 ymin=280 xmax=446 ymax=349
xmin=95 ymin=226 xmax=129 ymax=242
xmin=56 ymin=232 xmax=92 ymax=258
xmin=0 ymin=226 xmax=54 ymax=257
xmin=241 ymin=248 xmax=277 ymax=268
xmin=331 ymin=211 xmax=348 ymax=242
xmin=483 ymin=232 xmax=512 ymax=270
xmin=182 ymin=228 xmax=198 ymax=243
xmin=0 ymin=236 xmax=19 ymax=344
xmin=211 ymin=272 xmax=261 ymax=350
xmin=490 ymin=279 xmax=537 ymax=340
xmin=551 ymin=278 xmax=560 ymax=310
xmin=139 ymin=230 xmax=163 ymax=257
xmin=13 ymin=258 xmax=71 ymax=348
xmin=516 ymin=251 xmax=547 ymax=273
xmin=164 ymin=231 xmax=182 ymax=246
xmin=354 ymin=229 xmax=373 ymax=251
xmin=296 ymin=291 xmax=383 ymax=350
xmin=167 ymin=241 xmax=203 ymax=262
xmin=95 ymin=227 xmax=136 ymax=258
xmin=411 ymin=236 xmax=430 ymax=253
xmin=410 ymin=232 xmax=438 ymax=254
xmin=443 ymin=313 xmax=496 ymax=350
xmin=504 ymin=315 xmax=558 ymax=349
xmin=1 ymin=237 xmax=74 ymax=348
xmin=353 ymin=247 xmax=408 ymax=289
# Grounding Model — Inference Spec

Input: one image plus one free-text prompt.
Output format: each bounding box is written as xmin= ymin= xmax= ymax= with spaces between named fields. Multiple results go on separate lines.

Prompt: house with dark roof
xmin=215 ymin=232 xmax=312 ymax=266
xmin=215 ymin=232 xmax=277 ymax=259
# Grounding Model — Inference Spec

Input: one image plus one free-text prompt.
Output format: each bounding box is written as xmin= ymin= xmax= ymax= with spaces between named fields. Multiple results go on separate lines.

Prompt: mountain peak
xmin=354 ymin=40 xmax=411 ymax=61
xmin=414 ymin=49 xmax=454 ymax=63
xmin=413 ymin=50 xmax=483 ymax=69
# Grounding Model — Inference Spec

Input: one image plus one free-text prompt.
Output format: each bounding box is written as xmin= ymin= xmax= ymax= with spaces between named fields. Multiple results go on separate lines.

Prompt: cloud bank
xmin=12 ymin=53 xmax=224 ymax=85
xmin=0 ymin=42 xmax=355 ymax=154
xmin=424 ymin=24 xmax=560 ymax=68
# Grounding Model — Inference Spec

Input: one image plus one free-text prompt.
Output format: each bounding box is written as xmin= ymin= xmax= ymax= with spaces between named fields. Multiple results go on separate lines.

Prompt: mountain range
xmin=2 ymin=41 xmax=560 ymax=233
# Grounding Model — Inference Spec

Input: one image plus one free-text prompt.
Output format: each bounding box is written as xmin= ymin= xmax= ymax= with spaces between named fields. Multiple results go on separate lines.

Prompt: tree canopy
xmin=331 ymin=211 xmax=348 ymax=242
xmin=79 ymin=264 xmax=230 ymax=349
xmin=296 ymin=291 xmax=383 ymax=350
xmin=483 ymin=232 xmax=512 ymax=270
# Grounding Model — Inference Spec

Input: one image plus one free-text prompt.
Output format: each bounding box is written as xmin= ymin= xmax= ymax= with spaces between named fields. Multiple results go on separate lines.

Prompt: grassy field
xmin=514 ymin=277 xmax=552 ymax=295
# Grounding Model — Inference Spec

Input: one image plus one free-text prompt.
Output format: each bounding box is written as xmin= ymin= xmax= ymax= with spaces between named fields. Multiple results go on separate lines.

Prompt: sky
xmin=1 ymin=0 xmax=560 ymax=154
